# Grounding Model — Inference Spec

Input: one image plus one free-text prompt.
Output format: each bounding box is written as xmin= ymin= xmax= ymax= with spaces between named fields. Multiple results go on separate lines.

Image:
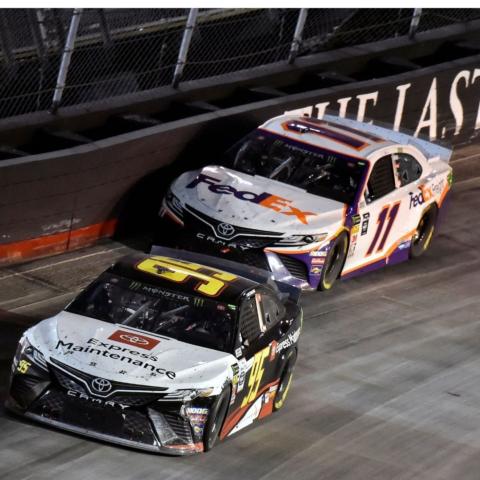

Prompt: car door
xmin=344 ymin=152 xmax=411 ymax=273
xmin=232 ymin=289 xmax=283 ymax=413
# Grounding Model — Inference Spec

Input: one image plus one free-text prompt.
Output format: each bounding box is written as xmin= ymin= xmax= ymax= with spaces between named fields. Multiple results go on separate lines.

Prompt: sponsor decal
xmin=269 ymin=340 xmax=278 ymax=362
xmin=67 ymin=389 xmax=128 ymax=409
xmin=196 ymin=232 xmax=250 ymax=251
xmin=361 ymin=212 xmax=370 ymax=236
xmin=447 ymin=171 xmax=453 ymax=186
xmin=430 ymin=178 xmax=446 ymax=195
xmin=262 ymin=385 xmax=278 ymax=405
xmin=186 ymin=406 xmax=209 ymax=434
xmin=129 ymin=281 xmax=190 ymax=303
xmin=236 ymin=358 xmax=248 ymax=392
xmin=352 ymin=214 xmax=361 ymax=225
xmin=310 ymin=267 xmax=322 ymax=275
xmin=55 ymin=339 xmax=176 ymax=379
xmin=187 ymin=173 xmax=316 ymax=225
xmin=231 ymin=364 xmax=240 ymax=384
xmin=186 ymin=407 xmax=209 ymax=415
xmin=311 ymin=258 xmax=325 ymax=265
xmin=310 ymin=250 xmax=327 ymax=257
xmin=276 ymin=328 xmax=301 ymax=355
xmin=409 ymin=186 xmax=433 ymax=209
xmin=108 ymin=329 xmax=160 ymax=351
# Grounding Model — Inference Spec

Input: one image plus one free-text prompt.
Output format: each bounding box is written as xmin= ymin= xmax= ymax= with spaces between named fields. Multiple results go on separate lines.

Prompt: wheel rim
xmin=414 ymin=212 xmax=435 ymax=247
xmin=414 ymin=216 xmax=428 ymax=245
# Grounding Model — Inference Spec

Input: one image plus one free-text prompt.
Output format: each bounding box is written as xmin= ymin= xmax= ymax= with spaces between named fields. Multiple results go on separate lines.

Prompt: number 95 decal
xmin=136 ymin=256 xmax=237 ymax=297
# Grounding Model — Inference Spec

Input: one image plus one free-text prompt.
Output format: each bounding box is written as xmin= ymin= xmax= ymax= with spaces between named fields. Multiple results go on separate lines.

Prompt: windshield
xmin=223 ymin=130 xmax=367 ymax=204
xmin=66 ymin=273 xmax=237 ymax=353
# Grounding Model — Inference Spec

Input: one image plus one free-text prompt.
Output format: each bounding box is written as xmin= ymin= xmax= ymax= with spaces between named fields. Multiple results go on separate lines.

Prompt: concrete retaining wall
xmin=1 ymin=53 xmax=479 ymax=264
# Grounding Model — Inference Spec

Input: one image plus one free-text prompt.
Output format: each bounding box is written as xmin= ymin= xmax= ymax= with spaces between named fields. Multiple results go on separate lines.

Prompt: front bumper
xmin=6 ymin=370 xmax=206 ymax=456
xmin=157 ymin=212 xmax=320 ymax=290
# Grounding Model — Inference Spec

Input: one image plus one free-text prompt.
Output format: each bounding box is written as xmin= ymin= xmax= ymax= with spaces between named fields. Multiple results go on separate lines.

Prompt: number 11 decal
xmin=366 ymin=202 xmax=401 ymax=256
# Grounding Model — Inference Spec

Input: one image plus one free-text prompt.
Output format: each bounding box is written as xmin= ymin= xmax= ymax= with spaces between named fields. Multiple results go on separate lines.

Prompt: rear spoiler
xmin=150 ymin=245 xmax=301 ymax=304
xmin=321 ymin=114 xmax=453 ymax=164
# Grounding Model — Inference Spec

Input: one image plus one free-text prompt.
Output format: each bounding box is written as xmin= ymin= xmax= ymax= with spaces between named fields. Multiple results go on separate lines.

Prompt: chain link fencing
xmin=0 ymin=8 xmax=479 ymax=120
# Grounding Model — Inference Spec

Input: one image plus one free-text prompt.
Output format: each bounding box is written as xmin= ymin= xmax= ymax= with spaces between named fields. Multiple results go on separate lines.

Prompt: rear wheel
xmin=203 ymin=385 xmax=231 ymax=451
xmin=318 ymin=232 xmax=348 ymax=291
xmin=274 ymin=349 xmax=297 ymax=411
xmin=410 ymin=205 xmax=438 ymax=258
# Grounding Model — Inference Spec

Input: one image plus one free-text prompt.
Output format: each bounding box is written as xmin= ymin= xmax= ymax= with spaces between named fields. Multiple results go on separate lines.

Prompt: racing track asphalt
xmin=0 ymin=144 xmax=479 ymax=480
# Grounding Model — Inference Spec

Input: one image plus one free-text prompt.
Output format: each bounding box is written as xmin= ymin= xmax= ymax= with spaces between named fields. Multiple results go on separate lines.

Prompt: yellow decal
xmin=136 ymin=256 xmax=237 ymax=297
xmin=241 ymin=347 xmax=270 ymax=407
xmin=17 ymin=360 xmax=31 ymax=374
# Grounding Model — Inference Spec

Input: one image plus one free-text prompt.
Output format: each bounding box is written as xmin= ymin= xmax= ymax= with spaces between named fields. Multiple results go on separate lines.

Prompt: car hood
xmin=172 ymin=165 xmax=346 ymax=234
xmin=29 ymin=311 xmax=235 ymax=390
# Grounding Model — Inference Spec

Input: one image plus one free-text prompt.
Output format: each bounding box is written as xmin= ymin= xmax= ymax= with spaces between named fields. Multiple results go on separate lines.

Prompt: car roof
xmin=108 ymin=253 xmax=260 ymax=304
xmin=259 ymin=114 xmax=394 ymax=159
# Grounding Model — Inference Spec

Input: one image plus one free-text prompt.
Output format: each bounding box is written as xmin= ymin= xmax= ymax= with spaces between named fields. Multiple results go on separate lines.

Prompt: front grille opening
xmin=277 ymin=254 xmax=309 ymax=281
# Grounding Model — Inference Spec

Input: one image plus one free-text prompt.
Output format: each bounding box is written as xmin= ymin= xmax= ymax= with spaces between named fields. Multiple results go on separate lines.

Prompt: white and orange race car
xmin=158 ymin=114 xmax=453 ymax=290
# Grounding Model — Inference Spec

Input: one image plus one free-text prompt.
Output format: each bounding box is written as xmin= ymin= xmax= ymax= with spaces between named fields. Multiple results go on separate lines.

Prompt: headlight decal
xmin=274 ymin=233 xmax=328 ymax=247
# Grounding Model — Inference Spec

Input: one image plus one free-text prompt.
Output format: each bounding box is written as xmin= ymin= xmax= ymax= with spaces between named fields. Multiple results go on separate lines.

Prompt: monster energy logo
xmin=130 ymin=281 xmax=142 ymax=290
xmin=193 ymin=297 xmax=205 ymax=307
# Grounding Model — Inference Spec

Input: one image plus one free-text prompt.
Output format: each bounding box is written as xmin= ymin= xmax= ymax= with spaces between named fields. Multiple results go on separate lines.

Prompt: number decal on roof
xmin=136 ymin=256 xmax=237 ymax=297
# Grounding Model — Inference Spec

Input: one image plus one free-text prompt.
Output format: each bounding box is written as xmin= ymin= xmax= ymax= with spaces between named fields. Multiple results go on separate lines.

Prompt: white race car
xmin=6 ymin=248 xmax=302 ymax=455
xmin=159 ymin=114 xmax=453 ymax=290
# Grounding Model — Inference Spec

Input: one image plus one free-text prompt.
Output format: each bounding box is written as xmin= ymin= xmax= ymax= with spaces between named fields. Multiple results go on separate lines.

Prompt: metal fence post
xmin=0 ymin=13 xmax=14 ymax=65
xmin=97 ymin=9 xmax=112 ymax=46
xmin=50 ymin=8 xmax=82 ymax=113
xmin=172 ymin=8 xmax=198 ymax=88
xmin=409 ymin=8 xmax=422 ymax=39
xmin=288 ymin=8 xmax=308 ymax=65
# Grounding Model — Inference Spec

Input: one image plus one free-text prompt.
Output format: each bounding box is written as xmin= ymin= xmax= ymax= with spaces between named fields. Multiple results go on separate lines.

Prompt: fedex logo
xmin=409 ymin=185 xmax=433 ymax=209
xmin=186 ymin=173 xmax=316 ymax=224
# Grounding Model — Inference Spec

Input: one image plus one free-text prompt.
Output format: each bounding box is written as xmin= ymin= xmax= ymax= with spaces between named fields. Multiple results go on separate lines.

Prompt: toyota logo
xmin=217 ymin=222 xmax=235 ymax=238
xmin=119 ymin=334 xmax=149 ymax=345
xmin=91 ymin=378 xmax=112 ymax=394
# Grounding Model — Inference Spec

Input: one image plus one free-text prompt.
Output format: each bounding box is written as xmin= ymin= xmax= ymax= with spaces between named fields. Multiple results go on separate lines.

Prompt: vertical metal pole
xmin=409 ymin=8 xmax=422 ymax=39
xmin=35 ymin=9 xmax=50 ymax=49
xmin=172 ymin=8 xmax=198 ymax=88
xmin=97 ymin=9 xmax=112 ymax=46
xmin=288 ymin=9 xmax=308 ymax=65
xmin=0 ymin=13 xmax=14 ymax=65
xmin=27 ymin=10 xmax=45 ymax=59
xmin=51 ymin=8 xmax=82 ymax=112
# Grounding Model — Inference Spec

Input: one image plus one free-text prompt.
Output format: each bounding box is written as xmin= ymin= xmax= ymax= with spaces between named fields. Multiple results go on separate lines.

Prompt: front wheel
xmin=410 ymin=205 xmax=438 ymax=258
xmin=274 ymin=349 xmax=297 ymax=411
xmin=203 ymin=385 xmax=231 ymax=452
xmin=318 ymin=232 xmax=349 ymax=291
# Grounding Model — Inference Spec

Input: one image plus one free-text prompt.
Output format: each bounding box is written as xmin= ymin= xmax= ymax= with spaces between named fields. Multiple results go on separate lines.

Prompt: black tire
xmin=318 ymin=232 xmax=349 ymax=291
xmin=410 ymin=205 xmax=438 ymax=259
xmin=273 ymin=349 xmax=297 ymax=411
xmin=203 ymin=385 xmax=231 ymax=452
